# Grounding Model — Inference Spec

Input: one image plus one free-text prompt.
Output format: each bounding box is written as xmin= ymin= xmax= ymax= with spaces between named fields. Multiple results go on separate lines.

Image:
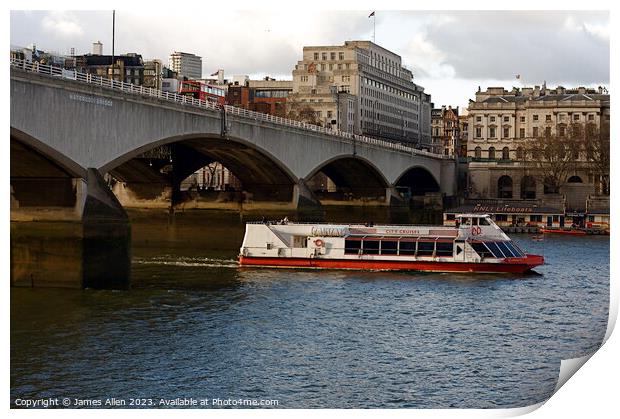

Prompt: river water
xmin=11 ymin=209 xmax=609 ymax=408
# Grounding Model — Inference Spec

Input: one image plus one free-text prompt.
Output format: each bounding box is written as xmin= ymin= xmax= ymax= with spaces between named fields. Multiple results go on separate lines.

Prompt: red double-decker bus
xmin=180 ymin=80 xmax=226 ymax=105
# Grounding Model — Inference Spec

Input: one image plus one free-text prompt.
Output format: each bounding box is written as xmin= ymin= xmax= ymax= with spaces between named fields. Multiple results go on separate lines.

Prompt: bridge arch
xmin=304 ymin=154 xmax=390 ymax=187
xmin=304 ymin=155 xmax=391 ymax=202
xmin=394 ymin=166 xmax=441 ymax=196
xmin=101 ymin=133 xmax=300 ymax=203
xmin=10 ymin=129 xmax=87 ymax=208
xmin=11 ymin=128 xmax=86 ymax=179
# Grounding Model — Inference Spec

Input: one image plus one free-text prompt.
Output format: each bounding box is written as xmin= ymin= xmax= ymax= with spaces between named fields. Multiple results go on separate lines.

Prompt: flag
xmin=515 ymin=74 xmax=521 ymax=80
xmin=369 ymin=11 xmax=375 ymax=17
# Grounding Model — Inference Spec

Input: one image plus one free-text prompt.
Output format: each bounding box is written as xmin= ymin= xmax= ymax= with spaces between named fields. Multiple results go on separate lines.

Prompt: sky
xmin=9 ymin=9 xmax=610 ymax=109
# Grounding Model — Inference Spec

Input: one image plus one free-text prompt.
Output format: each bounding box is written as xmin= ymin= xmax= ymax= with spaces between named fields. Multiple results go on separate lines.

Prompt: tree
xmin=524 ymin=123 xmax=582 ymax=194
xmin=583 ymin=120 xmax=610 ymax=195
xmin=285 ymin=101 xmax=323 ymax=126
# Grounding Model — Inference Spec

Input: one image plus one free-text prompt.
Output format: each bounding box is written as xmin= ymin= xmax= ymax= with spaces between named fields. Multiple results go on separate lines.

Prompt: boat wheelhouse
xmin=239 ymin=214 xmax=544 ymax=274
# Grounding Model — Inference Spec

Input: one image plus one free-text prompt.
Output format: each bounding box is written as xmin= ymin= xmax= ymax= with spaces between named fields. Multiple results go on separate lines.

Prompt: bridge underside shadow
xmin=10 ymin=136 xmax=131 ymax=289
xmin=107 ymin=136 xmax=318 ymax=211
xmin=395 ymin=167 xmax=442 ymax=209
xmin=306 ymin=157 xmax=404 ymax=206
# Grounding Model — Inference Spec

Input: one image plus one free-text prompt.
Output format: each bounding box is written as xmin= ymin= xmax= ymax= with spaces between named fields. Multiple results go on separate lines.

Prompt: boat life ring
xmin=471 ymin=226 xmax=482 ymax=236
xmin=314 ymin=239 xmax=325 ymax=247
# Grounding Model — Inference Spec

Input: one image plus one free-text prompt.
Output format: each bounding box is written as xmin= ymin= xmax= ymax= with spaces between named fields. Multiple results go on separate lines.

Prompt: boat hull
xmin=239 ymin=255 xmax=544 ymax=274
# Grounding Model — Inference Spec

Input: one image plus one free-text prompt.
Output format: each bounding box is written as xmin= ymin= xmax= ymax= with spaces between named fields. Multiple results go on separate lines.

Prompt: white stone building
xmin=466 ymin=85 xmax=610 ymax=211
xmin=289 ymin=41 xmax=432 ymax=148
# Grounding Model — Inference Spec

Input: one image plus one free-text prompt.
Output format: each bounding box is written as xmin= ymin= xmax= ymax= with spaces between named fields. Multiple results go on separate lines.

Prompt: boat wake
xmin=133 ymin=256 xmax=239 ymax=269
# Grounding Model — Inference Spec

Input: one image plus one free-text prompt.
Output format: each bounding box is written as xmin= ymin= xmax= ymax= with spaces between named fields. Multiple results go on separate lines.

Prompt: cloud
xmin=41 ymin=11 xmax=84 ymax=38
xmin=411 ymin=11 xmax=609 ymax=85
xmin=10 ymin=10 xmax=610 ymax=107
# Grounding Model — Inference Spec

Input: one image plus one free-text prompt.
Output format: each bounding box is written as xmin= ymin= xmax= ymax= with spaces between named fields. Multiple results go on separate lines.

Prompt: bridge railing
xmin=10 ymin=58 xmax=450 ymax=160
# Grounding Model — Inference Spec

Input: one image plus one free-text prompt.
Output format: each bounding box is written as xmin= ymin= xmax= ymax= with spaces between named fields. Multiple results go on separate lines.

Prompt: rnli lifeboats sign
xmin=474 ymin=205 xmax=534 ymax=213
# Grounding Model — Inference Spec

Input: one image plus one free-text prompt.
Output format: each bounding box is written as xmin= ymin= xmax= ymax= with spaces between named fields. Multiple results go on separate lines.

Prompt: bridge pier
xmin=11 ymin=169 xmax=131 ymax=289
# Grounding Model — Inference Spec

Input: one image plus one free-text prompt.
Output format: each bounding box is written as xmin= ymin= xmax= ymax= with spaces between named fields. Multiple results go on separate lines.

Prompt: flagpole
xmin=373 ymin=13 xmax=376 ymax=43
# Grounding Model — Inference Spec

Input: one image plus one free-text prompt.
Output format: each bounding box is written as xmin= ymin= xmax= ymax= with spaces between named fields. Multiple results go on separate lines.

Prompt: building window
xmin=497 ymin=175 xmax=513 ymax=198
xmin=533 ymin=114 xmax=539 ymax=121
xmin=314 ymin=53 xmax=319 ymax=60
xmin=321 ymin=53 xmax=327 ymax=60
xmin=490 ymin=116 xmax=496 ymax=122
xmin=502 ymin=147 xmax=510 ymax=160
xmin=588 ymin=114 xmax=595 ymax=121
xmin=533 ymin=127 xmax=539 ymax=137
xmin=320 ymin=64 xmax=325 ymax=70
xmin=339 ymin=52 xmax=344 ymax=60
xmin=546 ymin=115 xmax=552 ymax=122
xmin=503 ymin=127 xmax=509 ymax=138
xmin=488 ymin=147 xmax=496 ymax=159
xmin=342 ymin=75 xmax=350 ymax=82
xmin=519 ymin=128 xmax=525 ymax=138
xmin=574 ymin=114 xmax=580 ymax=121
xmin=345 ymin=63 xmax=350 ymax=69
xmin=300 ymin=76 xmax=308 ymax=82
xmin=330 ymin=52 xmax=336 ymax=60
xmin=520 ymin=116 xmax=525 ymax=123
xmin=504 ymin=116 xmax=509 ymax=122
xmin=489 ymin=127 xmax=496 ymax=138
xmin=545 ymin=126 xmax=552 ymax=137
xmin=475 ymin=127 xmax=482 ymax=138
xmin=476 ymin=116 xmax=482 ymax=122
xmin=475 ymin=146 xmax=482 ymax=158
xmin=559 ymin=125 xmax=566 ymax=137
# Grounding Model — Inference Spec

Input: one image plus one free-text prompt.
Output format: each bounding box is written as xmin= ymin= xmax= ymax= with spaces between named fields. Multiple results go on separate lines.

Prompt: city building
xmin=74 ymin=42 xmax=144 ymax=85
xmin=227 ymin=78 xmax=293 ymax=117
xmin=465 ymin=84 xmax=610 ymax=213
xmin=289 ymin=41 xmax=432 ymax=147
xmin=168 ymin=51 xmax=202 ymax=80
xmin=143 ymin=59 xmax=163 ymax=90
xmin=11 ymin=44 xmax=68 ymax=67
xmin=431 ymin=105 xmax=460 ymax=156
xmin=458 ymin=113 xmax=469 ymax=157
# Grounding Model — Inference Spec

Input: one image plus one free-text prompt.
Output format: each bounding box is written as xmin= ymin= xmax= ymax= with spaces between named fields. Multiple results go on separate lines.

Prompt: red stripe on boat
xmin=238 ymin=255 xmax=544 ymax=274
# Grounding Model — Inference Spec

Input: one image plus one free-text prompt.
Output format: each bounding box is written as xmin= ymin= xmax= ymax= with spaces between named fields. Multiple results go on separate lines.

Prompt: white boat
xmin=238 ymin=214 xmax=544 ymax=274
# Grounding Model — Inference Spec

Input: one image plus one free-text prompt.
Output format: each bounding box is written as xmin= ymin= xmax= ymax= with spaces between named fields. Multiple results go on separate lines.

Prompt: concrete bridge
xmin=10 ymin=60 xmax=456 ymax=288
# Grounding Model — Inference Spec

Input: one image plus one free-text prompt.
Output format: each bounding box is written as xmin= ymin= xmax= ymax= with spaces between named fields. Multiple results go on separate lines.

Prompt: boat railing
xmin=245 ymin=221 xmax=458 ymax=228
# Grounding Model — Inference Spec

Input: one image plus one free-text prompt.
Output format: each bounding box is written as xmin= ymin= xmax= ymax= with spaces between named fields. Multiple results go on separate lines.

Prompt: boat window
xmin=478 ymin=217 xmax=491 ymax=226
xmin=504 ymin=241 xmax=523 ymax=257
xmin=381 ymin=240 xmax=398 ymax=255
xmin=293 ymin=236 xmax=308 ymax=248
xmin=496 ymin=241 xmax=515 ymax=258
xmin=461 ymin=217 xmax=472 ymax=226
xmin=399 ymin=241 xmax=416 ymax=255
xmin=344 ymin=239 xmax=361 ymax=255
xmin=417 ymin=242 xmax=434 ymax=256
xmin=471 ymin=242 xmax=494 ymax=258
xmin=362 ymin=240 xmax=380 ymax=255
xmin=508 ymin=242 xmax=525 ymax=257
xmin=436 ymin=242 xmax=454 ymax=256
xmin=485 ymin=241 xmax=504 ymax=258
